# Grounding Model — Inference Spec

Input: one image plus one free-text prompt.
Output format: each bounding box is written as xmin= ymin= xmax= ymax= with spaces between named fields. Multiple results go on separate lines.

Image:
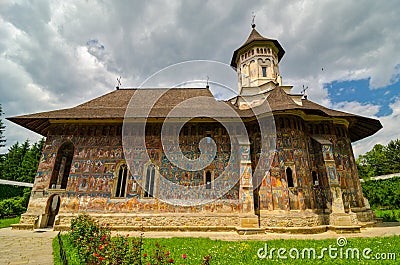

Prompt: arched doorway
xmin=49 ymin=142 xmax=74 ymax=189
xmin=46 ymin=195 xmax=61 ymax=227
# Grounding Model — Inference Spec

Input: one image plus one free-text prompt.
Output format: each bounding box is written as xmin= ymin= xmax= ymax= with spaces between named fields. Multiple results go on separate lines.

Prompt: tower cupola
xmin=231 ymin=25 xmax=285 ymax=96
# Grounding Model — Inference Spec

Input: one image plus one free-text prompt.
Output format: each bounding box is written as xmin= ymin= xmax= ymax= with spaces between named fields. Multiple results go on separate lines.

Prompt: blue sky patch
xmin=324 ymin=78 xmax=400 ymax=117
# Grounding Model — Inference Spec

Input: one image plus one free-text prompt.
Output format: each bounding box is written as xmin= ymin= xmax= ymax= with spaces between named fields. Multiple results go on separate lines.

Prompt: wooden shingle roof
xmin=7 ymin=87 xmax=382 ymax=142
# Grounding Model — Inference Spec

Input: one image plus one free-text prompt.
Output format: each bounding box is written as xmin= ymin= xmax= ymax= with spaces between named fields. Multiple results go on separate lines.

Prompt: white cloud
xmin=330 ymin=100 xmax=400 ymax=157
xmin=332 ymin=101 xmax=380 ymax=119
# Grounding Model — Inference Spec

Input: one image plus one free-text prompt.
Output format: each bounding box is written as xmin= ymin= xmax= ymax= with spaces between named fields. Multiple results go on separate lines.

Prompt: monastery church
xmin=9 ymin=24 xmax=382 ymax=233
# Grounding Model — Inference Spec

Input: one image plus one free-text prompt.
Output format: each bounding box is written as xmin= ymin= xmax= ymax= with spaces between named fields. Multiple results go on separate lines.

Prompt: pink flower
xmin=182 ymin=253 xmax=187 ymax=259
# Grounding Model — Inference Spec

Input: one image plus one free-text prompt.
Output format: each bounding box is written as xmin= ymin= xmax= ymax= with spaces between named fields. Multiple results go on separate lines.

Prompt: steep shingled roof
xmin=8 ymin=86 xmax=382 ymax=142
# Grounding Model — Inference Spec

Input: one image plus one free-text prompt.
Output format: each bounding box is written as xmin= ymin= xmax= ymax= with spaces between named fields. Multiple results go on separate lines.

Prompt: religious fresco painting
xmin=8 ymin=25 xmax=382 ymax=233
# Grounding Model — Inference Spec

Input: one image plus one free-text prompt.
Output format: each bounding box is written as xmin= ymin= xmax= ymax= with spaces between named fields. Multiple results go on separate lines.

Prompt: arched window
xmin=115 ymin=164 xmax=128 ymax=197
xmin=262 ymin=67 xmax=267 ymax=77
xmin=312 ymin=171 xmax=319 ymax=186
xmin=144 ymin=164 xmax=155 ymax=198
xmin=50 ymin=142 xmax=74 ymax=189
xmin=286 ymin=167 xmax=294 ymax=188
xmin=206 ymin=171 xmax=212 ymax=189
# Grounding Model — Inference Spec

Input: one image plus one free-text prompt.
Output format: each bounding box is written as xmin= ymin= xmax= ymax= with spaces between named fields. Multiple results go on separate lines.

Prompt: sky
xmin=0 ymin=0 xmax=399 ymax=157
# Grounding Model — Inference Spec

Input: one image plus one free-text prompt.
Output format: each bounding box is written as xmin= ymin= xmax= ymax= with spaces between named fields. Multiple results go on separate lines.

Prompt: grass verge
xmin=374 ymin=209 xmax=400 ymax=222
xmin=0 ymin=216 xmax=20 ymax=228
xmin=54 ymin=234 xmax=400 ymax=265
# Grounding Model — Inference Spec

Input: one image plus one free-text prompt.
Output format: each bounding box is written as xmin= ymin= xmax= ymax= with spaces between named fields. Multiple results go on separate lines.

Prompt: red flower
xmin=98 ymin=257 xmax=105 ymax=261
xmin=143 ymin=253 xmax=148 ymax=257
xmin=93 ymin=253 xmax=99 ymax=257
xmin=165 ymin=251 xmax=170 ymax=256
xmin=100 ymin=235 xmax=107 ymax=241
xmin=168 ymin=258 xmax=174 ymax=263
xmin=99 ymin=245 xmax=104 ymax=250
xmin=182 ymin=253 xmax=187 ymax=259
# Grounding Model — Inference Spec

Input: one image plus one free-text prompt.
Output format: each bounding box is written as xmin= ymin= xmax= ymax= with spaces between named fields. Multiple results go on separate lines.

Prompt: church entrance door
xmin=46 ymin=195 xmax=60 ymax=227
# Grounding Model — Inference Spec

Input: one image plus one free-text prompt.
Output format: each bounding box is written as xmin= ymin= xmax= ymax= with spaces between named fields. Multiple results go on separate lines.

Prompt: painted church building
xmin=9 ymin=25 xmax=382 ymax=233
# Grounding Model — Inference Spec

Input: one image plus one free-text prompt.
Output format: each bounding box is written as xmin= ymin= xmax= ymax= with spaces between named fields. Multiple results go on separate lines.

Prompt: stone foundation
xmin=260 ymin=210 xmax=330 ymax=228
xmin=53 ymin=213 xmax=242 ymax=231
xmin=13 ymin=209 xmax=376 ymax=234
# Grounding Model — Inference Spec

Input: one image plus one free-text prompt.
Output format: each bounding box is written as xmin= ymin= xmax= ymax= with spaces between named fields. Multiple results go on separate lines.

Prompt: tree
xmin=357 ymin=139 xmax=400 ymax=178
xmin=19 ymin=138 xmax=44 ymax=183
xmin=0 ymin=104 xmax=5 ymax=148
xmin=385 ymin=139 xmax=400 ymax=173
xmin=0 ymin=139 xmax=44 ymax=182
xmin=0 ymin=137 xmax=44 ymax=217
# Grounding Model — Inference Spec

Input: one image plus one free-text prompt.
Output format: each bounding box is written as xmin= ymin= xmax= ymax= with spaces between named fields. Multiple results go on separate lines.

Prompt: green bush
xmin=69 ymin=214 xmax=142 ymax=265
xmin=0 ymin=184 xmax=25 ymax=200
xmin=0 ymin=196 xmax=26 ymax=217
xmin=361 ymin=177 xmax=400 ymax=210
xmin=67 ymin=214 xmax=207 ymax=265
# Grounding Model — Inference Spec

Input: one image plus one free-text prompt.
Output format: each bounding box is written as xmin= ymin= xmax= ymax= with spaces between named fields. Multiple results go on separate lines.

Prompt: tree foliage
xmin=0 ymin=104 xmax=5 ymax=148
xmin=0 ymin=138 xmax=44 ymax=217
xmin=361 ymin=177 xmax=400 ymax=210
xmin=356 ymin=139 xmax=400 ymax=178
xmin=0 ymin=139 xmax=44 ymax=183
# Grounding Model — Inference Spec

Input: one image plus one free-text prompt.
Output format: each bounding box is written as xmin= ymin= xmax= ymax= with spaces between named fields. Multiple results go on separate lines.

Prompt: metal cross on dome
xmin=251 ymin=12 xmax=256 ymax=28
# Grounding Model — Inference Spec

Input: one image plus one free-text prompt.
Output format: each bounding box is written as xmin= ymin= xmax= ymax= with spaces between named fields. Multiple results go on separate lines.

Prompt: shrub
xmin=69 ymin=214 xmax=143 ymax=265
xmin=0 ymin=196 xmax=26 ymax=218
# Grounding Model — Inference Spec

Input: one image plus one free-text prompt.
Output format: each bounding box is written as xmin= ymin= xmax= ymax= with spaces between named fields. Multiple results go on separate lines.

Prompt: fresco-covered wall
xmin=26 ymin=122 xmax=242 ymax=219
xmin=19 ymin=114 xmax=369 ymax=230
xmin=254 ymin=114 xmax=365 ymax=213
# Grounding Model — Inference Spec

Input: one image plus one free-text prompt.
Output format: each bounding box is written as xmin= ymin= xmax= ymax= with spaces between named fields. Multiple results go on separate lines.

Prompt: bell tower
xmin=230 ymin=23 xmax=285 ymax=97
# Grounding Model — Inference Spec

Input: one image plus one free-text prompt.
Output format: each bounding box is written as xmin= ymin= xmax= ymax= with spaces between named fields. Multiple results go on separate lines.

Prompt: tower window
xmin=206 ymin=171 xmax=212 ymax=189
xmin=115 ymin=164 xmax=128 ymax=197
xmin=262 ymin=67 xmax=267 ymax=77
xmin=286 ymin=167 xmax=294 ymax=188
xmin=144 ymin=164 xmax=156 ymax=198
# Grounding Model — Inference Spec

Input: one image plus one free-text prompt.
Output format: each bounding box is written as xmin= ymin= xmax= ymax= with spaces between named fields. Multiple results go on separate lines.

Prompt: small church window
xmin=144 ymin=164 xmax=156 ymax=198
xmin=262 ymin=67 xmax=267 ymax=77
xmin=286 ymin=167 xmax=294 ymax=188
xmin=206 ymin=171 xmax=212 ymax=189
xmin=115 ymin=164 xmax=128 ymax=197
xmin=312 ymin=171 xmax=319 ymax=186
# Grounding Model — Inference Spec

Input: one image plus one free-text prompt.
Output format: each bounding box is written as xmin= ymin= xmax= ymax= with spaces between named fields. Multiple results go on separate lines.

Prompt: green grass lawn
xmin=54 ymin=234 xmax=400 ymax=265
xmin=0 ymin=216 xmax=20 ymax=229
xmin=374 ymin=209 xmax=400 ymax=222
